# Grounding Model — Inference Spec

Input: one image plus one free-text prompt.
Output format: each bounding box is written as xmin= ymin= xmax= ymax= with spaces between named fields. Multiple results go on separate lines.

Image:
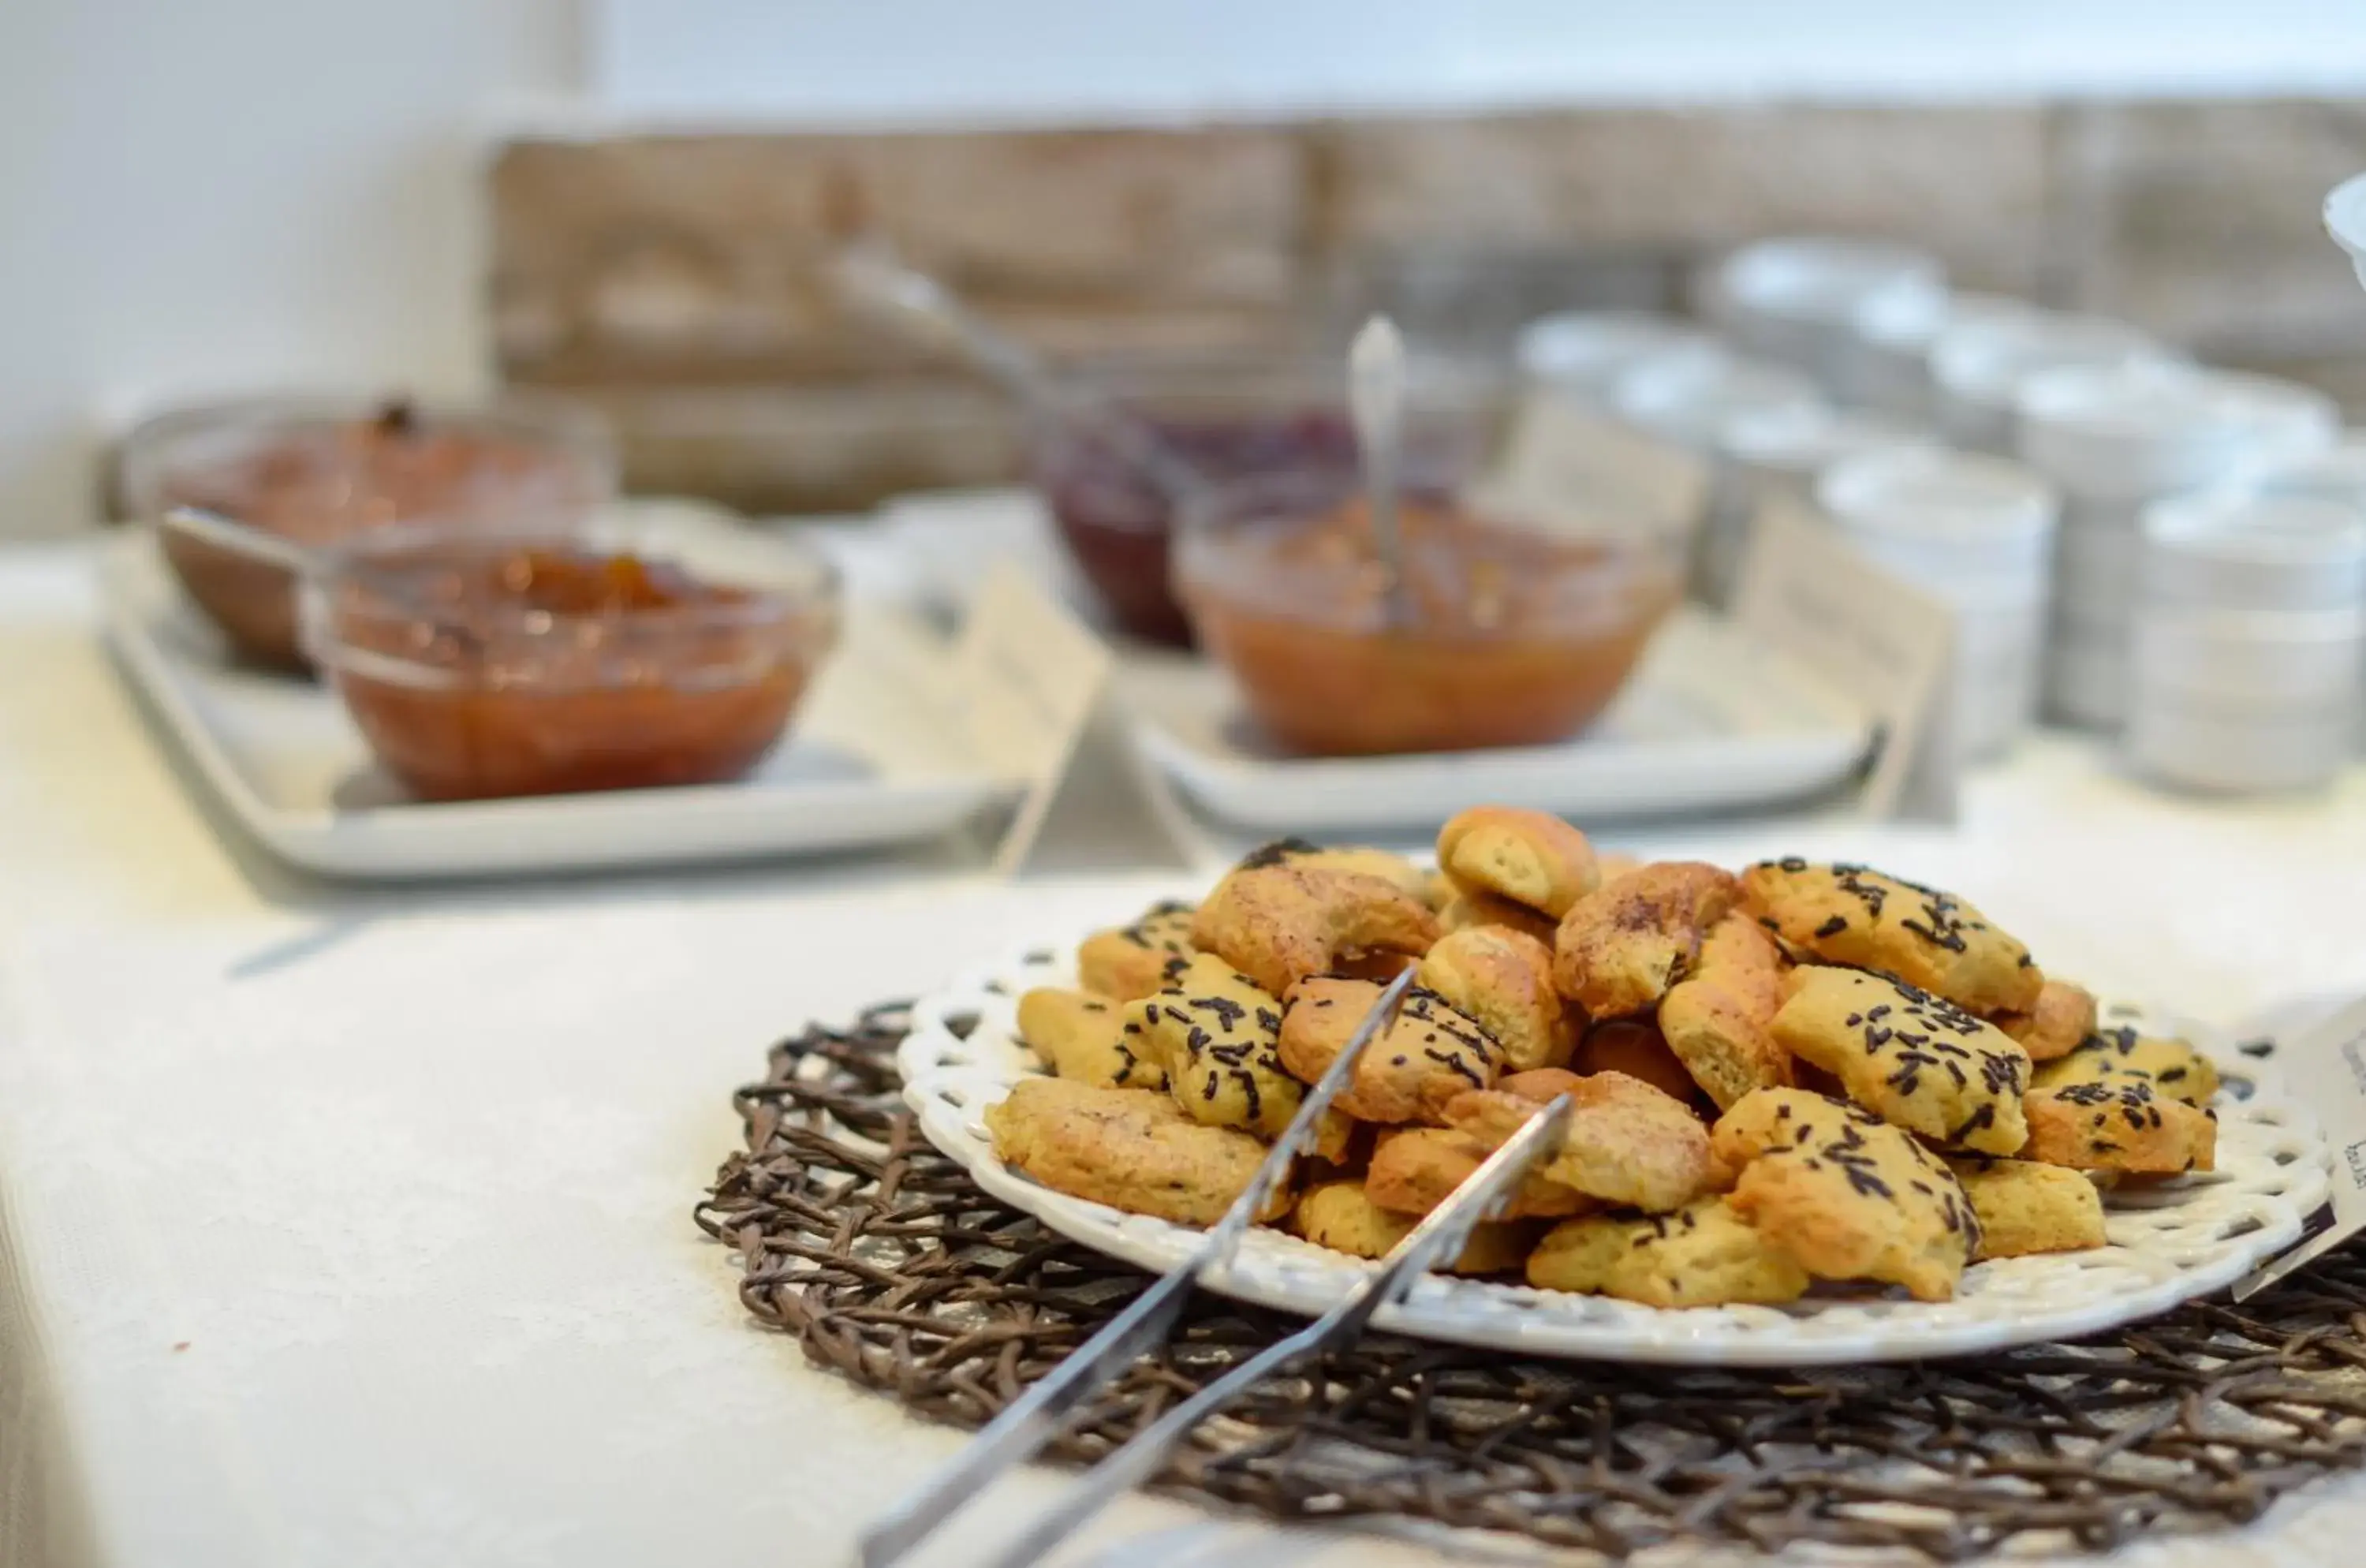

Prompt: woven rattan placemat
xmin=696 ymin=1006 xmax=2366 ymax=1562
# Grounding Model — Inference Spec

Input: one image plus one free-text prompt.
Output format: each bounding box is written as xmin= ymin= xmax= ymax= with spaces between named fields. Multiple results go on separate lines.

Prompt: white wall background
xmin=6 ymin=1 xmax=2366 ymax=536
xmin=0 ymin=2 xmax=576 ymax=536
xmin=593 ymin=0 xmax=2366 ymax=125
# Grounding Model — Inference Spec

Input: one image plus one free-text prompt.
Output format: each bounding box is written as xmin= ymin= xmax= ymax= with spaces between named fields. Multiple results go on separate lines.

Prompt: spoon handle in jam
xmin=1349 ymin=315 xmax=1415 ymax=628
xmin=159 ymin=506 xmax=317 ymax=577
xmin=831 ymin=241 xmax=1207 ymax=504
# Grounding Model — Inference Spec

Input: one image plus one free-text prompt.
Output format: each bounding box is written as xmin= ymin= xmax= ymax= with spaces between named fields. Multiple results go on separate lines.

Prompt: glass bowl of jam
xmin=297 ymin=525 xmax=839 ymax=801
xmin=1174 ymin=472 xmax=1682 ymax=756
xmin=121 ymin=394 xmax=616 ymax=669
xmin=1027 ymin=353 xmax=1506 ymax=647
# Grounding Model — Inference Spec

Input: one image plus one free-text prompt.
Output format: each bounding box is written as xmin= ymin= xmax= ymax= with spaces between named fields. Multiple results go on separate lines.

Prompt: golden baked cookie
xmin=1327 ymin=949 xmax=1423 ymax=984
xmin=1364 ymin=1125 xmax=1592 ymax=1219
xmin=1076 ymin=900 xmax=1197 ymax=1002
xmin=2032 ymin=1025 xmax=2220 ymax=1108
xmin=1437 ymin=885 xmax=1562 ymax=947
xmin=1498 ymin=1067 xmax=1585 ymax=1102
xmin=1595 ymin=851 xmax=1643 ymax=882
xmin=2022 ymin=1081 xmax=2217 ymax=1175
xmin=1445 ymin=1071 xmax=1714 ymax=1213
xmin=1657 ymin=912 xmax=1793 ymax=1111
xmin=1192 ymin=865 xmax=1439 ymax=999
xmin=1553 ymin=861 xmax=1742 ymax=1019
xmin=1435 ymin=805 xmax=1600 ymax=917
xmin=1416 ymin=925 xmax=1574 ymax=1073
xmin=985 ymin=1077 xmax=1284 ymax=1227
xmin=1277 ymin=976 xmax=1501 ymax=1124
xmin=1738 ymin=859 xmax=2042 ymax=1015
xmin=1947 ymin=1157 xmax=2108 ymax=1258
xmin=1770 ymin=967 xmax=2030 ymax=1155
xmin=1571 ymin=1018 xmax=1711 ymax=1109
xmin=1526 ymin=1197 xmax=1811 ymax=1307
xmin=1289 ymin=1178 xmax=1535 ymax=1274
xmin=1017 ymin=987 xmax=1165 ymax=1090
xmin=1126 ymin=953 xmax=1299 ymax=1139
xmin=1233 ymin=837 xmax=1433 ymax=903
xmin=1712 ymin=1086 xmax=1980 ymax=1301
xmin=1995 ymin=979 xmax=2098 ymax=1064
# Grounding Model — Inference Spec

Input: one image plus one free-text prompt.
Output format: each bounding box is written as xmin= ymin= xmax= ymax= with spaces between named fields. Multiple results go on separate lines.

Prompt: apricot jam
xmin=308 ymin=541 xmax=835 ymax=801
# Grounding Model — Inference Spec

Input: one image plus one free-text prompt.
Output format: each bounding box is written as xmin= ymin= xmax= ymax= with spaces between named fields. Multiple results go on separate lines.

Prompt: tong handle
xmin=856 ymin=968 xmax=1420 ymax=1568
xmin=975 ymin=1092 xmax=1576 ymax=1568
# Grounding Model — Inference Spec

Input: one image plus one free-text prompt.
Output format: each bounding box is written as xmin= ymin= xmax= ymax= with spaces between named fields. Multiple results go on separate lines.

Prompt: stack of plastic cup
xmin=1516 ymin=312 xmax=1721 ymax=408
xmin=1609 ymin=349 xmax=1824 ymax=597
xmin=2237 ymin=433 xmax=2366 ymax=513
xmin=1817 ymin=448 xmax=2062 ymax=761
xmin=1931 ymin=310 xmax=2171 ymax=454
xmin=2015 ymin=362 xmax=2342 ymax=726
xmin=1610 ymin=349 xmax=1823 ymax=453
xmin=1696 ymin=237 xmax=1944 ymax=393
xmin=1699 ymin=403 xmax=1934 ymax=608
xmin=1837 ymin=289 xmax=2033 ymax=420
xmin=2124 ymin=491 xmax=2366 ymax=792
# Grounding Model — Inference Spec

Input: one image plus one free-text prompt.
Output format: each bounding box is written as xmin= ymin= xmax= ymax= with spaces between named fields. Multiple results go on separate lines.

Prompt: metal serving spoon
xmin=1348 ymin=315 xmax=1415 ymax=629
xmin=831 ymin=241 xmax=1207 ymax=506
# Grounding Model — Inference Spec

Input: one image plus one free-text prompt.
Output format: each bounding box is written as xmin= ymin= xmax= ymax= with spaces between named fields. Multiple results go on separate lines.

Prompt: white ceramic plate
xmin=99 ymin=525 xmax=1021 ymax=880
xmin=898 ymin=939 xmax=2328 ymax=1367
xmin=1120 ymin=610 xmax=1877 ymax=834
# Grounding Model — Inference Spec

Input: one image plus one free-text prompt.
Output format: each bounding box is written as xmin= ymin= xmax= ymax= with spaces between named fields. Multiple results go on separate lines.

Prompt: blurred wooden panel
xmin=557 ymin=379 xmax=1022 ymax=518
xmin=2047 ymin=101 xmax=2366 ymax=358
xmin=489 ymin=99 xmax=2366 ymax=514
xmin=491 ymin=126 xmax=1312 ymax=384
xmin=1312 ymin=106 xmax=2053 ymax=296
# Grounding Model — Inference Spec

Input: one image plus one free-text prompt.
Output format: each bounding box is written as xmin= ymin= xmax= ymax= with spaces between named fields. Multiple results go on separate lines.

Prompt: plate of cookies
xmin=899 ymin=812 xmax=2328 ymax=1365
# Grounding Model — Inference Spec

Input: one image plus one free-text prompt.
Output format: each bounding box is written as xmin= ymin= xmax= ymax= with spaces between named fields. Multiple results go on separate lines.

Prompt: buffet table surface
xmin=7 ymin=536 xmax=2366 ymax=1568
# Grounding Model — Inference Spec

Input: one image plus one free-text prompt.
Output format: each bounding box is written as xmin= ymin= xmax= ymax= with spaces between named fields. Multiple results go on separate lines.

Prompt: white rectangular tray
xmin=99 ymin=532 xmax=1021 ymax=880
xmin=1122 ymin=608 xmax=1875 ymax=834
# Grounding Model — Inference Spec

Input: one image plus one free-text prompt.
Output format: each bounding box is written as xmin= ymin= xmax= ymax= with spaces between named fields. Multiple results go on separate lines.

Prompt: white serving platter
xmin=99 ymin=529 xmax=1021 ymax=880
xmin=1121 ymin=609 xmax=1878 ymax=834
xmin=899 ymin=935 xmax=2328 ymax=1367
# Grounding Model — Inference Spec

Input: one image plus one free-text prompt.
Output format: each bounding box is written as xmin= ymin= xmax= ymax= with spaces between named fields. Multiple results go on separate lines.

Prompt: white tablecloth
xmin=6 ymin=539 xmax=2366 ymax=1568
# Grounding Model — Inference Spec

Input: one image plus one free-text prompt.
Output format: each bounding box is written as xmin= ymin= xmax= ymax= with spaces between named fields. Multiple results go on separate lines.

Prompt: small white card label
xmin=944 ymin=561 xmax=1117 ymax=875
xmin=2231 ymin=997 xmax=2366 ymax=1300
xmin=1463 ymin=387 xmax=1710 ymax=541
xmin=1730 ymin=496 xmax=1960 ymax=820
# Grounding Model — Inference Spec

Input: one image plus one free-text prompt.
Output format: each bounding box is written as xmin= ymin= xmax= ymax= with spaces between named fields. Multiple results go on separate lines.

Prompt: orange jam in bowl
xmin=1174 ymin=474 xmax=1681 ymax=757
xmin=300 ymin=529 xmax=838 ymax=801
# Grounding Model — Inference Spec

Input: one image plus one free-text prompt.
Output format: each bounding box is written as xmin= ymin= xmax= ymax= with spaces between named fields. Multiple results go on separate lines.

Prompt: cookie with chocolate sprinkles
xmin=1771 ymin=967 xmax=2030 ymax=1156
xmin=1277 ymin=975 xmax=1503 ymax=1125
xmin=1077 ymin=900 xmax=1198 ymax=1001
xmin=2022 ymin=1079 xmax=2217 ymax=1175
xmin=1713 ymin=1086 xmax=1980 ymax=1301
xmin=1739 ymin=860 xmax=2041 ymax=1014
xmin=1124 ymin=953 xmax=1301 ymax=1140
xmin=2033 ymin=1025 xmax=2220 ymax=1108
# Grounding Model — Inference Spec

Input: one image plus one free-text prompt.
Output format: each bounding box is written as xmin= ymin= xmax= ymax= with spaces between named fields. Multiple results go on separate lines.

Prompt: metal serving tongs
xmin=856 ymin=967 xmax=1423 ymax=1568
xmin=972 ymin=1090 xmax=1573 ymax=1568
